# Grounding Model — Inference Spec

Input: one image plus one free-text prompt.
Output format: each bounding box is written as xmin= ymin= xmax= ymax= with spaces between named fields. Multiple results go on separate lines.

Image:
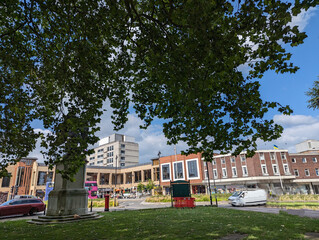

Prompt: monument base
xmin=46 ymin=188 xmax=88 ymax=216
xmin=28 ymin=212 xmax=102 ymax=224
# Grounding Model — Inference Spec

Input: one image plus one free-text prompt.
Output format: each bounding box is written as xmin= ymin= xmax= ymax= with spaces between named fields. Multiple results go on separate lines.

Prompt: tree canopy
xmin=1 ymin=0 xmax=317 ymax=178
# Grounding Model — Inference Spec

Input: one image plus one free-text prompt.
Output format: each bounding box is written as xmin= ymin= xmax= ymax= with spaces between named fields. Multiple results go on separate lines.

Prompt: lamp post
xmin=206 ymin=161 xmax=213 ymax=207
xmin=158 ymin=151 xmax=161 ymax=194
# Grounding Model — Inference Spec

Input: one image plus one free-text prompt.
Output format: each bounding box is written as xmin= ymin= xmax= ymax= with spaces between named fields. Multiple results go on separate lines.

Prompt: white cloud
xmin=257 ymin=114 xmax=319 ymax=153
xmin=273 ymin=114 xmax=318 ymax=127
xmin=289 ymin=7 xmax=317 ymax=32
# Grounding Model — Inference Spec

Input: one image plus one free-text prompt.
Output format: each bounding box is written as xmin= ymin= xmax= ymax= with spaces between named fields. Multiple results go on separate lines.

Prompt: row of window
xmin=261 ymin=164 xmax=290 ymax=175
xmin=205 ymin=166 xmax=248 ymax=179
xmin=291 ymin=157 xmax=317 ymax=163
xmin=161 ymin=159 xmax=199 ymax=181
xmin=294 ymin=168 xmax=319 ymax=177
xmin=107 ymin=145 xmax=114 ymax=151
xmin=259 ymin=152 xmax=287 ymax=161
xmin=107 ymin=152 xmax=114 ymax=157
xmin=215 ymin=155 xmax=246 ymax=164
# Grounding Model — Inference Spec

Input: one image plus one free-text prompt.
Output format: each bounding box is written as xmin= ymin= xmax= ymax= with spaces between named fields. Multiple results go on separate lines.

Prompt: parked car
xmin=230 ymin=189 xmax=267 ymax=207
xmin=14 ymin=195 xmax=38 ymax=199
xmin=0 ymin=198 xmax=46 ymax=217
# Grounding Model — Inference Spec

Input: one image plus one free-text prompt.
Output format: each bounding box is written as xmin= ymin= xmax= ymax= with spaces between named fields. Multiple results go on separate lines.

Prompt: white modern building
xmin=87 ymin=134 xmax=139 ymax=167
xmin=295 ymin=139 xmax=319 ymax=154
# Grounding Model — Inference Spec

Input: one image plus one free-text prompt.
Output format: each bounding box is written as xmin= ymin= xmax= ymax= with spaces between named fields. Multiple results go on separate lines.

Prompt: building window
xmin=107 ymin=158 xmax=113 ymax=163
xmin=37 ymin=172 xmax=53 ymax=186
xmin=313 ymin=157 xmax=317 ymax=163
xmin=221 ymin=158 xmax=226 ymax=164
xmin=259 ymin=153 xmax=265 ymax=160
xmin=98 ymin=149 xmax=103 ymax=153
xmin=281 ymin=152 xmax=286 ymax=160
xmin=302 ymin=158 xmax=307 ymax=163
xmin=98 ymin=154 xmax=104 ymax=158
xmin=212 ymin=160 xmax=216 ymax=165
xmin=261 ymin=164 xmax=268 ymax=175
xmin=291 ymin=158 xmax=296 ymax=163
xmin=294 ymin=169 xmax=299 ymax=177
xmin=240 ymin=155 xmax=246 ymax=162
xmin=305 ymin=169 xmax=310 ymax=176
xmin=283 ymin=164 xmax=289 ymax=174
xmin=222 ymin=168 xmax=227 ymax=178
xmin=231 ymin=157 xmax=236 ymax=163
xmin=121 ymin=157 xmax=125 ymax=161
xmin=186 ymin=159 xmax=199 ymax=179
xmin=213 ymin=169 xmax=218 ymax=179
xmin=89 ymin=157 xmax=95 ymax=160
xmin=270 ymin=152 xmax=276 ymax=160
xmin=232 ymin=167 xmax=237 ymax=177
xmin=121 ymin=144 xmax=125 ymax=148
xmin=107 ymin=146 xmax=114 ymax=151
xmin=121 ymin=150 xmax=125 ymax=154
xmin=173 ymin=162 xmax=184 ymax=180
xmin=1 ymin=176 xmax=10 ymax=187
xmin=162 ymin=164 xmax=171 ymax=181
xmin=97 ymin=160 xmax=103 ymax=164
xmin=316 ymin=168 xmax=319 ymax=176
xmin=242 ymin=166 xmax=248 ymax=176
xmin=272 ymin=165 xmax=279 ymax=175
xmin=204 ymin=170 xmax=208 ymax=179
xmin=120 ymin=163 xmax=125 ymax=167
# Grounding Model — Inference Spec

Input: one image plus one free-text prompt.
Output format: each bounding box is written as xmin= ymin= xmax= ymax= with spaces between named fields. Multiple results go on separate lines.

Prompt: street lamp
xmin=158 ymin=151 xmax=161 ymax=194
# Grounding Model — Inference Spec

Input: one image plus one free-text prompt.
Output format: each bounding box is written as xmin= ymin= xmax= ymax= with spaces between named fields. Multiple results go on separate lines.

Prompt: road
xmin=1 ymin=198 xmax=319 ymax=222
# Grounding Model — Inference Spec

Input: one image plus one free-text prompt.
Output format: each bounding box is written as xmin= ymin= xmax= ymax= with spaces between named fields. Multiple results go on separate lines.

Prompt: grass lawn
xmin=1 ymin=207 xmax=319 ymax=240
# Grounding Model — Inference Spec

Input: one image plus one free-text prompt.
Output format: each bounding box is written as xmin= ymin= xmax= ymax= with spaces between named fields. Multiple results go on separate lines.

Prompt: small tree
xmin=137 ymin=183 xmax=145 ymax=193
xmin=146 ymin=180 xmax=155 ymax=193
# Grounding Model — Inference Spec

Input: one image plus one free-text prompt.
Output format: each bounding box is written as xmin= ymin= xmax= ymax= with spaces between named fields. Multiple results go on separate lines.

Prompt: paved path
xmin=1 ymin=198 xmax=319 ymax=222
xmin=94 ymin=199 xmax=319 ymax=219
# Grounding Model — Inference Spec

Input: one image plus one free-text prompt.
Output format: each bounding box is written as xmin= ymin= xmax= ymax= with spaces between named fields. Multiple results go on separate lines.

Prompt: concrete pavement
xmin=1 ymin=198 xmax=319 ymax=222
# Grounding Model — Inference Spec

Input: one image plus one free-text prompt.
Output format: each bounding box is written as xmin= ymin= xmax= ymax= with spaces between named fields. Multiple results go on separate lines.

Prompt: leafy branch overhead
xmin=0 ymin=0 xmax=317 ymax=178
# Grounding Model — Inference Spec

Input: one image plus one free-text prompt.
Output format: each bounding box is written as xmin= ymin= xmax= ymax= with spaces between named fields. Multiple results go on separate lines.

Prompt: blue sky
xmin=30 ymin=7 xmax=319 ymax=163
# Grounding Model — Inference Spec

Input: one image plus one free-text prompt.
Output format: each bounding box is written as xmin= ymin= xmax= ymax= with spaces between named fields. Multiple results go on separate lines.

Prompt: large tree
xmin=0 ymin=0 xmax=317 ymax=179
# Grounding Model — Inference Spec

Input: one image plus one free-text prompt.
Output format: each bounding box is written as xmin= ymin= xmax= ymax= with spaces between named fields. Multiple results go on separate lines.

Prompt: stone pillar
xmin=123 ymin=173 xmax=126 ymax=185
xmin=110 ymin=173 xmax=113 ymax=185
xmin=141 ymin=170 xmax=145 ymax=183
xmin=97 ymin=172 xmax=101 ymax=186
xmin=46 ymin=164 xmax=88 ymax=216
xmin=132 ymin=172 xmax=135 ymax=183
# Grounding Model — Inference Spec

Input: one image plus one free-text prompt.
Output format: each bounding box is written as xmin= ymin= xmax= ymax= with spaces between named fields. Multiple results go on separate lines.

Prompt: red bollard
xmin=104 ymin=194 xmax=110 ymax=211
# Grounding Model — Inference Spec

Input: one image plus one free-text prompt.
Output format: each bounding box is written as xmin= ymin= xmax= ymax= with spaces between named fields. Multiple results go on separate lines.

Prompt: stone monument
xmin=29 ymin=164 xmax=101 ymax=224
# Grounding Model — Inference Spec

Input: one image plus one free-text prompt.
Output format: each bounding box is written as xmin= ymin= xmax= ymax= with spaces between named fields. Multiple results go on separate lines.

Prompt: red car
xmin=0 ymin=198 xmax=46 ymax=217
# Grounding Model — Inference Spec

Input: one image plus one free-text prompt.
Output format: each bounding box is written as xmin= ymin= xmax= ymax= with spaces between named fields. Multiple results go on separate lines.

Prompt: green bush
xmin=278 ymin=194 xmax=319 ymax=202
xmin=146 ymin=193 xmax=232 ymax=203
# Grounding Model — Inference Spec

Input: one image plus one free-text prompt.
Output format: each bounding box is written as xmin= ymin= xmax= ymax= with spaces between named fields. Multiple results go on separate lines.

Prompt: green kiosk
xmin=170 ymin=180 xmax=195 ymax=208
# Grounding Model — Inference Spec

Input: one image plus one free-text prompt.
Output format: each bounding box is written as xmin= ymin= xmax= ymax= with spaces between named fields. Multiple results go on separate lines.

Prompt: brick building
xmin=2 ymin=140 xmax=319 ymax=203
xmin=159 ymin=153 xmax=206 ymax=195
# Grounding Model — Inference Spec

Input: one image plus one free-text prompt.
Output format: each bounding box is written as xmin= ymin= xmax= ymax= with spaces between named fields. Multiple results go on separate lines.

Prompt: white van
xmin=230 ymin=189 xmax=267 ymax=207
